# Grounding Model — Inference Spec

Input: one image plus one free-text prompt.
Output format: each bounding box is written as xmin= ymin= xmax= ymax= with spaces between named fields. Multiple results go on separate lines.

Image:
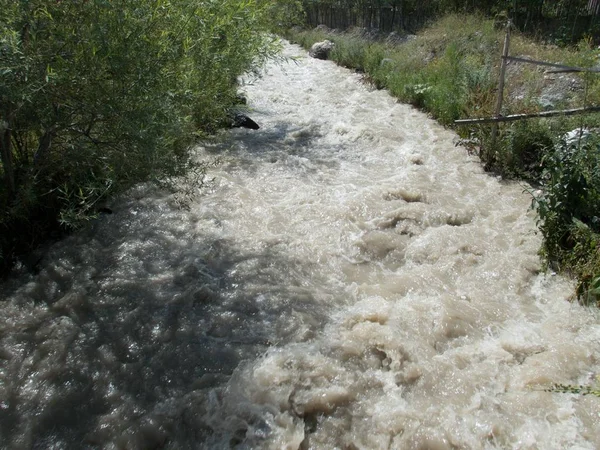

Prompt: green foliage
xmin=419 ymin=43 xmax=468 ymax=125
xmin=286 ymin=28 xmax=330 ymax=49
xmin=556 ymin=221 xmax=600 ymax=306
xmin=267 ymin=0 xmax=306 ymax=33
xmin=546 ymin=375 xmax=600 ymax=397
xmin=331 ymin=37 xmax=368 ymax=71
xmin=499 ymin=121 xmax=554 ymax=179
xmin=535 ymin=134 xmax=600 ymax=252
xmin=533 ymin=134 xmax=600 ymax=304
xmin=301 ymin=0 xmax=598 ymax=44
xmin=584 ymin=276 xmax=600 ymax=305
xmin=0 ymin=0 xmax=280 ymax=273
xmin=289 ymin=15 xmax=497 ymax=126
xmin=402 ymin=83 xmax=432 ymax=107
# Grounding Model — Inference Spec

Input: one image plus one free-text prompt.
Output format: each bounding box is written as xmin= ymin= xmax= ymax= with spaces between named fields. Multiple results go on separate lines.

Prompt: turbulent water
xmin=2 ymin=42 xmax=600 ymax=449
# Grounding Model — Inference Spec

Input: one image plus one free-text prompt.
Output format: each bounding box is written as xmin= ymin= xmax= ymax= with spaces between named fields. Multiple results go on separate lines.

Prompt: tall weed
xmin=533 ymin=134 xmax=600 ymax=303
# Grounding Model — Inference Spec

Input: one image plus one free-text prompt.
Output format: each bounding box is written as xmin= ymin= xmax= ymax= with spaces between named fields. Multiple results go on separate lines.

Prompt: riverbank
xmin=285 ymin=15 xmax=600 ymax=305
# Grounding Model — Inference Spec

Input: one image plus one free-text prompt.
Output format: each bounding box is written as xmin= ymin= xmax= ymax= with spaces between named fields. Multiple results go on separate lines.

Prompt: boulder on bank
xmin=309 ymin=40 xmax=335 ymax=60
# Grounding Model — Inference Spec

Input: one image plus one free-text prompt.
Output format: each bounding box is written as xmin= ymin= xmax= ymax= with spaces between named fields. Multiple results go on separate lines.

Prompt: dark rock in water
xmin=98 ymin=207 xmax=113 ymax=215
xmin=309 ymin=40 xmax=334 ymax=60
xmin=231 ymin=112 xmax=260 ymax=130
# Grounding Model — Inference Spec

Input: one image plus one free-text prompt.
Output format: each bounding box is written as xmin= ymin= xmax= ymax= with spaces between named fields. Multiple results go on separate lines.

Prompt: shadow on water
xmin=208 ymin=119 xmax=344 ymax=175
xmin=0 ymin=184 xmax=331 ymax=448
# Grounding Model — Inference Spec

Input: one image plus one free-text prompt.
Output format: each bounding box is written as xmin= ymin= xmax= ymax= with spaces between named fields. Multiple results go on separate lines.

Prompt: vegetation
xmin=546 ymin=375 xmax=600 ymax=397
xmin=0 ymin=0 xmax=298 ymax=275
xmin=286 ymin=14 xmax=600 ymax=305
xmin=535 ymin=133 xmax=600 ymax=305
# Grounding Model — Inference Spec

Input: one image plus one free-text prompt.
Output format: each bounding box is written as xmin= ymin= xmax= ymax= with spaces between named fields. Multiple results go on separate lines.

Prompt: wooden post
xmin=455 ymin=105 xmax=600 ymax=124
xmin=489 ymin=21 xmax=511 ymax=163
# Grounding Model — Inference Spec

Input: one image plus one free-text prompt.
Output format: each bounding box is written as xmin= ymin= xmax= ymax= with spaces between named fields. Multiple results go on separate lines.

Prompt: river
xmin=1 ymin=42 xmax=599 ymax=449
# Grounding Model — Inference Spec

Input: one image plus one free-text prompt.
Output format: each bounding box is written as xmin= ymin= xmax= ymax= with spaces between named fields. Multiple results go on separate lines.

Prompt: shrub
xmin=0 ymin=0 xmax=279 ymax=273
xmin=499 ymin=121 xmax=554 ymax=179
xmin=331 ymin=37 xmax=368 ymax=70
xmin=533 ymin=133 xmax=600 ymax=303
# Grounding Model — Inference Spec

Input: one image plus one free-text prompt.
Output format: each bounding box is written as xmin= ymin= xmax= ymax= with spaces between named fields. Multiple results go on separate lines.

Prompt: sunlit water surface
xmin=1 ymin=42 xmax=600 ymax=450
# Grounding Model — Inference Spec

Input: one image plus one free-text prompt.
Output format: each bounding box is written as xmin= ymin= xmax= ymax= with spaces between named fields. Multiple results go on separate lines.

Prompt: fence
xmin=455 ymin=21 xmax=600 ymax=145
xmin=303 ymin=4 xmax=432 ymax=32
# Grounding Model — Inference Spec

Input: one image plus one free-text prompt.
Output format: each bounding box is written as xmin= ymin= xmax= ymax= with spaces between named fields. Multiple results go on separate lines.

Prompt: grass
xmin=286 ymin=15 xmax=600 ymax=306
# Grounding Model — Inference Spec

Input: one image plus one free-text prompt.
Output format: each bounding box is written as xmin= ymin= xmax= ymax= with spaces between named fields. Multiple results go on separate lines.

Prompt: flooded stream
xmin=1 ymin=42 xmax=599 ymax=449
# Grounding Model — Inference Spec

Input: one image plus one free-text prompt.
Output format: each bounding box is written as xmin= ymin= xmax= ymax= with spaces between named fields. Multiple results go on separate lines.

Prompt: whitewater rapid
xmin=1 ymin=42 xmax=599 ymax=449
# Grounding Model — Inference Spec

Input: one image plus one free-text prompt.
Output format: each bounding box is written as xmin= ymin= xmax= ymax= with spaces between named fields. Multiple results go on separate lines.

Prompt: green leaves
xmin=0 ymin=0 xmax=279 ymax=271
xmin=546 ymin=375 xmax=600 ymax=397
xmin=531 ymin=133 xmax=600 ymax=304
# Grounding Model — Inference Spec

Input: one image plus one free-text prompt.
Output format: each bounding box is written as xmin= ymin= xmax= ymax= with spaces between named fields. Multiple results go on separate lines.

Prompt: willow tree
xmin=0 ymin=0 xmax=281 ymax=272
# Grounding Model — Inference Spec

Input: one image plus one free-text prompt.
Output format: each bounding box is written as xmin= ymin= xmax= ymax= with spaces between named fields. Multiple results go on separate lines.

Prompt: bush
xmin=0 ymin=0 xmax=280 ymax=273
xmin=499 ymin=121 xmax=554 ymax=179
xmin=533 ymin=133 xmax=600 ymax=304
xmin=331 ymin=37 xmax=368 ymax=71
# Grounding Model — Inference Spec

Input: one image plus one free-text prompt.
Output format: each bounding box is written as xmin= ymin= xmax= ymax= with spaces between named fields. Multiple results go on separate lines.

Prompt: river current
xmin=1 ymin=42 xmax=599 ymax=449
